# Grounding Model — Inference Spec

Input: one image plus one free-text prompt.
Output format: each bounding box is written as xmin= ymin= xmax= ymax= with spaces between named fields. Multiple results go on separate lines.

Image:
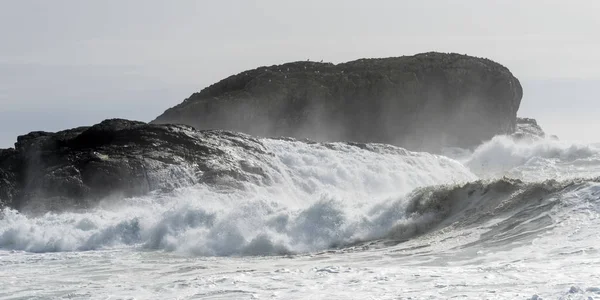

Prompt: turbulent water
xmin=1 ymin=135 xmax=600 ymax=299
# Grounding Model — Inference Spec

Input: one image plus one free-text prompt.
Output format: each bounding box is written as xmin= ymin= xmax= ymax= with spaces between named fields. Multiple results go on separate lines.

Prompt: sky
xmin=1 ymin=0 xmax=599 ymax=147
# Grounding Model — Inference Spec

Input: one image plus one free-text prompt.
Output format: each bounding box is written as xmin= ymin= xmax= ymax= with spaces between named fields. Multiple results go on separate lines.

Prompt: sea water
xmin=1 ymin=136 xmax=599 ymax=299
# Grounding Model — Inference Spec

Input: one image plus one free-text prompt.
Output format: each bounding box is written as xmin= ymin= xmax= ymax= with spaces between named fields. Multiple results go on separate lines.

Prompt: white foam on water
xmin=0 ymin=139 xmax=476 ymax=256
xmin=2 ymin=178 xmax=599 ymax=299
xmin=465 ymin=136 xmax=600 ymax=181
xmin=2 ymin=137 xmax=600 ymax=299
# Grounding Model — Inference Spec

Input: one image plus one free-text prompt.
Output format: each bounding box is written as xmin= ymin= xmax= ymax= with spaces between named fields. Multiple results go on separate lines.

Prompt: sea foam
xmin=2 ymin=137 xmax=599 ymax=256
xmin=0 ymin=139 xmax=475 ymax=255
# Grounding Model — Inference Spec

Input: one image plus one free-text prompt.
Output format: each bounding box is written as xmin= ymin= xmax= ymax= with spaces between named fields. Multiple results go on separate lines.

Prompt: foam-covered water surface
xmin=0 ymin=139 xmax=476 ymax=256
xmin=1 ymin=136 xmax=600 ymax=299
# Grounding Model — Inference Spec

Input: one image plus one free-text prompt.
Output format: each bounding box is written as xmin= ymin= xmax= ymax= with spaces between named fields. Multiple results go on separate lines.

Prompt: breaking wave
xmin=1 ymin=136 xmax=599 ymax=257
xmin=0 ymin=139 xmax=474 ymax=255
xmin=465 ymin=135 xmax=600 ymax=180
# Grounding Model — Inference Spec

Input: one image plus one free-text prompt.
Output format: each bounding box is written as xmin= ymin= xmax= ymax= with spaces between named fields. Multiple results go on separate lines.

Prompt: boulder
xmin=153 ymin=52 xmax=523 ymax=151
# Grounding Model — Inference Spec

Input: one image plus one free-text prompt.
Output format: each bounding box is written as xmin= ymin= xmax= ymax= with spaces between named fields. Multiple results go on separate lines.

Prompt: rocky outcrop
xmin=512 ymin=117 xmax=555 ymax=140
xmin=0 ymin=119 xmax=274 ymax=212
xmin=516 ymin=118 xmax=545 ymax=137
xmin=153 ymin=52 xmax=523 ymax=151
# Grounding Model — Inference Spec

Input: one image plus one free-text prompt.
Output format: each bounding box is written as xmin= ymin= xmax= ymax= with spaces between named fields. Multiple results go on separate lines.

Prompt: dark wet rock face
xmin=0 ymin=149 xmax=19 ymax=208
xmin=153 ymin=52 xmax=523 ymax=151
xmin=0 ymin=119 xmax=273 ymax=212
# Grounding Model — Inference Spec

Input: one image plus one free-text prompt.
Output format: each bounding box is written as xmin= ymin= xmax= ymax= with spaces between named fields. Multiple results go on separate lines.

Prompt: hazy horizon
xmin=1 ymin=0 xmax=599 ymax=147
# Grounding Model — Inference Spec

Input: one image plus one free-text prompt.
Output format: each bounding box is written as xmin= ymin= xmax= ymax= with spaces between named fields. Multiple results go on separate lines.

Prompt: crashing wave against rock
xmin=0 ymin=118 xmax=475 ymax=213
xmin=0 ymin=119 xmax=275 ymax=211
xmin=0 ymin=53 xmax=528 ymax=212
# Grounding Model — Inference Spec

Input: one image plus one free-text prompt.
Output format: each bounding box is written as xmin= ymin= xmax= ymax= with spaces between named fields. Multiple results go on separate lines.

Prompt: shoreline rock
xmin=0 ymin=119 xmax=274 ymax=212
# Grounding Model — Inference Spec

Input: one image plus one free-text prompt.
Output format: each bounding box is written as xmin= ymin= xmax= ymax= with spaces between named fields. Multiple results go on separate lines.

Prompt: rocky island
xmin=153 ymin=52 xmax=523 ymax=151
xmin=1 ymin=52 xmax=533 ymax=211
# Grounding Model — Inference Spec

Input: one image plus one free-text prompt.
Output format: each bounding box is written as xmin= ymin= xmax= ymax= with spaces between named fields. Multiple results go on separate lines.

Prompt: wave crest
xmin=465 ymin=136 xmax=600 ymax=180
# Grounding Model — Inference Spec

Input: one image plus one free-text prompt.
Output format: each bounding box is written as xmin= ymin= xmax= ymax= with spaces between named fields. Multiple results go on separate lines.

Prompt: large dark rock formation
xmin=0 ymin=119 xmax=274 ymax=212
xmin=153 ymin=52 xmax=523 ymax=151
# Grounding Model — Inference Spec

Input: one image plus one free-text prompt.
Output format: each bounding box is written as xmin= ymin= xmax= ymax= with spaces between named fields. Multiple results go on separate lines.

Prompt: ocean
xmin=1 ymin=135 xmax=599 ymax=299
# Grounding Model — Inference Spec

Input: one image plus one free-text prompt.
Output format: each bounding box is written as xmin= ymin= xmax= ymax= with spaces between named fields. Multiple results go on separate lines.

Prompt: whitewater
xmin=1 ymin=135 xmax=599 ymax=299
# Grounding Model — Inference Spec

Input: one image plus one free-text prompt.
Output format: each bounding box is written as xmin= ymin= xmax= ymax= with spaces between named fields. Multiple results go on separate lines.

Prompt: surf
xmin=1 ymin=136 xmax=599 ymax=258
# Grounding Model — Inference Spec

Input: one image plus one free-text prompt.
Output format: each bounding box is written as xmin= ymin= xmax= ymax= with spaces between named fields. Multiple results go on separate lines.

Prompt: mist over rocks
xmin=0 ymin=118 xmax=477 ymax=213
xmin=153 ymin=52 xmax=523 ymax=151
xmin=0 ymin=119 xmax=275 ymax=212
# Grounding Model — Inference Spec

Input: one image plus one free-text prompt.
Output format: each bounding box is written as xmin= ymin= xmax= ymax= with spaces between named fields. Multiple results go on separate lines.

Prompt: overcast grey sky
xmin=1 ymin=0 xmax=599 ymax=147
